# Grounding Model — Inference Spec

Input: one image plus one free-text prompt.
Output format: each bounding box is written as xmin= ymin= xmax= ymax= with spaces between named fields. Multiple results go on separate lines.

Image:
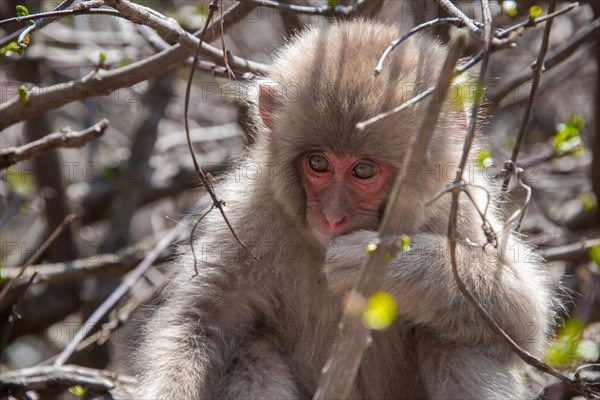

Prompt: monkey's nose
xmin=323 ymin=215 xmax=347 ymax=233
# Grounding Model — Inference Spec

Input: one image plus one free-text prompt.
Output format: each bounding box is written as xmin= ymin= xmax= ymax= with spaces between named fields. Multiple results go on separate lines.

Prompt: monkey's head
xmin=256 ymin=21 xmax=464 ymax=247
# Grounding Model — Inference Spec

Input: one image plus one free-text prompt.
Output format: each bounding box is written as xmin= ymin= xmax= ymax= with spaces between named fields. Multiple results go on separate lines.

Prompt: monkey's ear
xmin=258 ymin=80 xmax=281 ymax=129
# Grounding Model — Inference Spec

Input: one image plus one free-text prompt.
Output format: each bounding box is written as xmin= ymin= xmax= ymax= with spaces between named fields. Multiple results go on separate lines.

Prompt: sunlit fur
xmin=134 ymin=20 xmax=554 ymax=399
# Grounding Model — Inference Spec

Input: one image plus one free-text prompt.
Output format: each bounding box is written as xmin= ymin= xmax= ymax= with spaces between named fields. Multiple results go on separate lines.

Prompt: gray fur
xmin=133 ymin=20 xmax=553 ymax=399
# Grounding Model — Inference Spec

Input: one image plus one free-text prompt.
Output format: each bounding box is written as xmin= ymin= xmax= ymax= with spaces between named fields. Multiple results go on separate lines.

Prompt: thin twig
xmin=37 ymin=267 xmax=173 ymax=367
xmin=0 ymin=1 xmax=101 ymax=27
xmin=0 ymin=250 xmax=173 ymax=291
xmin=14 ymin=1 xmax=115 ymax=47
xmin=356 ymin=86 xmax=436 ymax=131
xmin=52 ymin=208 xmax=198 ymax=367
xmin=0 ymin=271 xmax=37 ymax=355
xmin=0 ymin=0 xmax=267 ymax=131
xmin=490 ymin=18 xmax=600 ymax=105
xmin=374 ymin=17 xmax=463 ymax=76
xmin=358 ymin=49 xmax=483 ymax=131
xmin=103 ymin=0 xmax=268 ymax=74
xmin=0 ymin=0 xmax=75 ymax=48
xmin=541 ymin=238 xmax=600 ymax=262
xmin=448 ymin=201 xmax=594 ymax=395
xmin=453 ymin=0 xmax=492 ymax=181
xmin=220 ymin=0 xmax=235 ymax=79
xmin=0 ymin=119 xmax=108 ymax=169
xmin=0 ymin=214 xmax=76 ymax=303
xmin=239 ymin=0 xmax=353 ymax=16
xmin=497 ymin=2 xmax=579 ymax=39
xmin=432 ymin=0 xmax=482 ymax=36
xmin=503 ymin=0 xmax=558 ymax=195
xmin=183 ymin=0 xmax=267 ymax=275
xmin=203 ymin=1 xmax=259 ymax=43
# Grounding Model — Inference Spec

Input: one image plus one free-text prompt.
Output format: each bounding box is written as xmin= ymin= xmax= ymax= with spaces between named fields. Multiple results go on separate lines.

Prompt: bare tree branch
xmin=432 ymin=0 xmax=483 ymax=37
xmin=374 ymin=17 xmax=463 ymax=75
xmin=504 ymin=0 xmax=558 ymax=192
xmin=52 ymin=196 xmax=209 ymax=367
xmin=498 ymin=2 xmax=579 ymax=39
xmin=0 ymin=119 xmax=108 ymax=169
xmin=102 ymin=0 xmax=268 ymax=73
xmin=0 ymin=0 xmax=83 ymax=48
xmin=239 ymin=0 xmax=353 ymax=16
xmin=0 ymin=365 xmax=136 ymax=399
xmin=490 ymin=18 xmax=600 ymax=105
xmin=0 ymin=250 xmax=173 ymax=291
xmin=0 ymin=214 xmax=76 ymax=303
xmin=0 ymin=0 xmax=267 ymax=132
xmin=541 ymin=239 xmax=600 ymax=262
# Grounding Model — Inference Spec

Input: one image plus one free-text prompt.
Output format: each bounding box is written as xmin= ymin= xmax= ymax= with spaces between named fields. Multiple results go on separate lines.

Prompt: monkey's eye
xmin=308 ymin=154 xmax=330 ymax=172
xmin=352 ymin=161 xmax=377 ymax=179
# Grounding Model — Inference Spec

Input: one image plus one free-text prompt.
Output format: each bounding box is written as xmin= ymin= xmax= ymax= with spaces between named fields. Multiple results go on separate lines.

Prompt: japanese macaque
xmin=134 ymin=20 xmax=553 ymax=399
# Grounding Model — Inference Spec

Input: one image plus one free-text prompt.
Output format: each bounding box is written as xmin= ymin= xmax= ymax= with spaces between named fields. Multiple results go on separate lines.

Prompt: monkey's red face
xmin=301 ymin=151 xmax=393 ymax=246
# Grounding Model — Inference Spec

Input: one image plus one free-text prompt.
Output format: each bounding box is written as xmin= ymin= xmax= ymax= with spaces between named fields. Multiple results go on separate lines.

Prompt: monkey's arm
xmin=324 ymin=230 xmax=552 ymax=398
xmin=324 ymin=230 xmax=552 ymax=352
xmin=134 ymin=261 xmax=282 ymax=399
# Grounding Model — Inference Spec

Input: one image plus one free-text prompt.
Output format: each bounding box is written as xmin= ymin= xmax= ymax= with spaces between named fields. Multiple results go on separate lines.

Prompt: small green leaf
xmin=552 ymin=115 xmax=586 ymax=157
xmin=544 ymin=318 xmax=584 ymax=368
xmin=568 ymin=114 xmax=585 ymax=131
xmin=98 ymin=50 xmax=107 ymax=65
xmin=68 ymin=385 xmax=86 ymax=397
xmin=447 ymin=75 xmax=482 ymax=112
xmin=365 ymin=242 xmax=378 ymax=255
xmin=397 ymin=235 xmax=410 ymax=252
xmin=5 ymin=167 xmax=35 ymax=195
xmin=101 ymin=166 xmax=117 ymax=181
xmin=580 ymin=193 xmax=598 ymax=213
xmin=529 ymin=5 xmax=543 ymax=19
xmin=18 ymin=85 xmax=28 ymax=104
xmin=16 ymin=5 xmax=29 ymax=17
xmin=502 ymin=1 xmax=518 ymax=17
xmin=327 ymin=0 xmax=337 ymax=7
xmin=558 ymin=318 xmax=584 ymax=339
xmin=0 ymin=41 xmax=24 ymax=57
xmin=476 ymin=149 xmax=494 ymax=169
xmin=362 ymin=291 xmax=397 ymax=330
xmin=589 ymin=245 xmax=600 ymax=269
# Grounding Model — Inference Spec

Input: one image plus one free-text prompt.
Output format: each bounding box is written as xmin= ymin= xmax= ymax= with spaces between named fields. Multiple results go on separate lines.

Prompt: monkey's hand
xmin=323 ymin=229 xmax=378 ymax=291
xmin=323 ymin=229 xmax=551 ymax=352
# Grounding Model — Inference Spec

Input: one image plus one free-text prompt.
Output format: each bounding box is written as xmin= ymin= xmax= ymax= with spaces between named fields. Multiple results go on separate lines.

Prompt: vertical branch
xmin=444 ymin=1 xmax=593 ymax=396
xmin=502 ymin=0 xmax=558 ymax=193
xmin=313 ymin=29 xmax=468 ymax=400
xmin=454 ymin=0 xmax=492 ymax=179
